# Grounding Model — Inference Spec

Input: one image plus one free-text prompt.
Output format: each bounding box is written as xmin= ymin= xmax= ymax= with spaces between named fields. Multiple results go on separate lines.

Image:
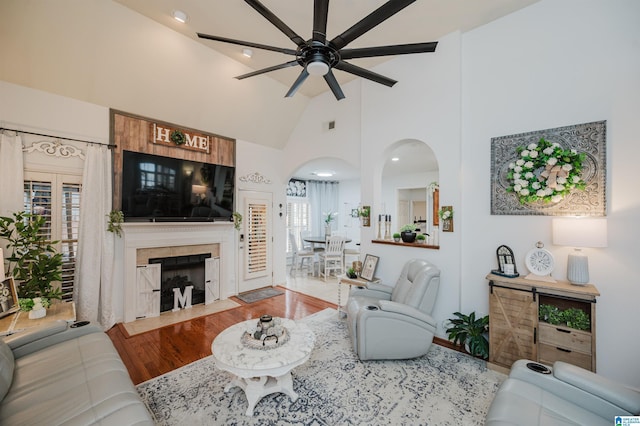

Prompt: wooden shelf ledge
xmin=372 ymin=239 xmax=439 ymax=250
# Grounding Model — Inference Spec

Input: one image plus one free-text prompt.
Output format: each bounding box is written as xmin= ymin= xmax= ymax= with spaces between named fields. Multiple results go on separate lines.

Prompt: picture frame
xmin=0 ymin=277 xmax=19 ymax=318
xmin=361 ymin=254 xmax=379 ymax=281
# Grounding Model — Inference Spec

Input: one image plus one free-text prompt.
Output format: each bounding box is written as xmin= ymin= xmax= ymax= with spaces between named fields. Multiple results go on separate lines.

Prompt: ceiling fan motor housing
xmin=299 ymin=43 xmax=339 ymax=76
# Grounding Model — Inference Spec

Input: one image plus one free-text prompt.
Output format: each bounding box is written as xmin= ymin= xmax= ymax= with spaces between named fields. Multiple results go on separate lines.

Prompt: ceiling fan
xmin=197 ymin=0 xmax=438 ymax=100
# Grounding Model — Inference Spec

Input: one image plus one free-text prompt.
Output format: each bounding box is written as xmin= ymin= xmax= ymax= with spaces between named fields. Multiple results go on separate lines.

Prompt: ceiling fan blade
xmin=313 ymin=0 xmax=330 ymax=43
xmin=323 ymin=70 xmax=345 ymax=100
xmin=236 ymin=61 xmax=299 ymax=80
xmin=245 ymin=0 xmax=306 ymax=47
xmin=334 ymin=61 xmax=397 ymax=87
xmin=330 ymin=0 xmax=415 ymax=50
xmin=340 ymin=41 xmax=438 ymax=60
xmin=285 ymin=69 xmax=310 ymax=97
xmin=197 ymin=33 xmax=297 ymax=55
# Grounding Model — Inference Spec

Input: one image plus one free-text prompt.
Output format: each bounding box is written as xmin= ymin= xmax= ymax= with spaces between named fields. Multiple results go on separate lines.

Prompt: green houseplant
xmin=446 ymin=311 xmax=490 ymax=359
xmin=399 ymin=223 xmax=417 ymax=243
xmin=416 ymin=233 xmax=426 ymax=244
xmin=539 ymin=304 xmax=590 ymax=331
xmin=106 ymin=210 xmax=124 ymax=237
xmin=0 ymin=212 xmax=63 ymax=309
xmin=393 ymin=232 xmax=401 ymax=242
xmin=232 ymin=212 xmax=243 ymax=231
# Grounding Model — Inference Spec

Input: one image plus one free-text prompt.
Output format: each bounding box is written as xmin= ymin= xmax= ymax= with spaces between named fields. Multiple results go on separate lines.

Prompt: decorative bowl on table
xmin=241 ymin=315 xmax=289 ymax=349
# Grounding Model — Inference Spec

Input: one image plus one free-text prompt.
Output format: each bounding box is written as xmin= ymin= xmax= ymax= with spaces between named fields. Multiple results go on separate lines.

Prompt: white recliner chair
xmin=486 ymin=359 xmax=640 ymax=425
xmin=346 ymin=258 xmax=440 ymax=360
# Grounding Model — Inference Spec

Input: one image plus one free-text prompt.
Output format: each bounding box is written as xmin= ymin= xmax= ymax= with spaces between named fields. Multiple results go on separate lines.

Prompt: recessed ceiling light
xmin=242 ymin=48 xmax=253 ymax=58
xmin=172 ymin=10 xmax=188 ymax=23
xmin=313 ymin=171 xmax=334 ymax=177
xmin=391 ymin=157 xmax=400 ymax=162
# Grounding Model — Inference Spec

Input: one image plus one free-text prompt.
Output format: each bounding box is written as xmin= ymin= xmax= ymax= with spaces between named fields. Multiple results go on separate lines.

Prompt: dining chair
xmin=289 ymin=233 xmax=316 ymax=276
xmin=319 ymin=235 xmax=345 ymax=281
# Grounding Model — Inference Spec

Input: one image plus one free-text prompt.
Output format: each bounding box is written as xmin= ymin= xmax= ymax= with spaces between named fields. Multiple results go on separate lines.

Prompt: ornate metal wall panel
xmin=491 ymin=121 xmax=606 ymax=216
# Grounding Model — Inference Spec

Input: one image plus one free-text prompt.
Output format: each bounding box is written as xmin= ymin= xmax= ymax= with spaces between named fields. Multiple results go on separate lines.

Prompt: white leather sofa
xmin=0 ymin=320 xmax=153 ymax=425
xmin=486 ymin=359 xmax=640 ymax=425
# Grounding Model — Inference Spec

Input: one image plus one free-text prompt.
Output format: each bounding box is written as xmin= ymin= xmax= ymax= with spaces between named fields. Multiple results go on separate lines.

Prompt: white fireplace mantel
xmin=119 ymin=222 xmax=237 ymax=323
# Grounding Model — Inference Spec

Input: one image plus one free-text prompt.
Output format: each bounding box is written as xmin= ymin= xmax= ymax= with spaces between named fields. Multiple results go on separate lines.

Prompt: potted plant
xmin=416 ymin=233 xmax=426 ymax=244
xmin=324 ymin=211 xmax=337 ymax=236
xmin=539 ymin=304 xmax=590 ymax=331
xmin=445 ymin=311 xmax=489 ymax=359
xmin=0 ymin=212 xmax=63 ymax=317
xmin=346 ymin=267 xmax=358 ymax=279
xmin=358 ymin=206 xmax=370 ymax=227
xmin=106 ymin=210 xmax=124 ymax=237
xmin=399 ymin=223 xmax=417 ymax=243
xmin=393 ymin=232 xmax=401 ymax=242
xmin=232 ymin=212 xmax=242 ymax=231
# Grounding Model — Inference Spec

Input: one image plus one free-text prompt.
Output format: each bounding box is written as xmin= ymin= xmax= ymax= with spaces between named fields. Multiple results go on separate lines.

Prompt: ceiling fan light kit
xmin=197 ymin=0 xmax=438 ymax=100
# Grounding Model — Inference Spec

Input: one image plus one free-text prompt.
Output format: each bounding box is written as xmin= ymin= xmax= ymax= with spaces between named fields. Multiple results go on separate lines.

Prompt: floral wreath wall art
xmin=491 ymin=121 xmax=606 ymax=216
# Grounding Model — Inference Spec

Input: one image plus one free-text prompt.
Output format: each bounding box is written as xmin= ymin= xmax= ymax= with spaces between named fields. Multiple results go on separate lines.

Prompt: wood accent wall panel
xmin=110 ymin=110 xmax=236 ymax=210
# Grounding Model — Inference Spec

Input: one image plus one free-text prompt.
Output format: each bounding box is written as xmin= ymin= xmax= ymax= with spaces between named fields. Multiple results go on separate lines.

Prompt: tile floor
xmin=282 ymin=271 xmax=342 ymax=306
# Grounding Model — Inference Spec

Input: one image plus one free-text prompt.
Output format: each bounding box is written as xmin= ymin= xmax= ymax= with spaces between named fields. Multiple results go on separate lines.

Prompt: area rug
xmin=136 ymin=308 xmax=505 ymax=425
xmin=236 ymin=287 xmax=284 ymax=304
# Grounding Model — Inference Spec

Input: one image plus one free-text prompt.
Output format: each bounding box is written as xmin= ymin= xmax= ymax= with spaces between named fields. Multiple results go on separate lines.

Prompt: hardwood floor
xmin=107 ymin=286 xmax=335 ymax=385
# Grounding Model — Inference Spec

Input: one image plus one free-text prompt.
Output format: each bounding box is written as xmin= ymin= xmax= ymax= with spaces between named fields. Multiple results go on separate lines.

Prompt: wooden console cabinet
xmin=486 ymin=273 xmax=599 ymax=372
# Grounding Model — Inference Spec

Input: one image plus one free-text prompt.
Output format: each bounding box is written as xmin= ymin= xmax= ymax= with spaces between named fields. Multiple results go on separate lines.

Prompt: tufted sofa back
xmin=391 ymin=259 xmax=440 ymax=314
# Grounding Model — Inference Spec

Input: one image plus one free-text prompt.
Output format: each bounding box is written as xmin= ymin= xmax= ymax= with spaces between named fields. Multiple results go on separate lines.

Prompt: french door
xmin=238 ymin=190 xmax=273 ymax=293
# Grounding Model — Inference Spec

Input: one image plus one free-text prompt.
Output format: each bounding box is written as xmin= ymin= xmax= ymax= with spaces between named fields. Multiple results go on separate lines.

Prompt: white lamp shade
xmin=552 ymin=218 xmax=608 ymax=248
xmin=552 ymin=217 xmax=607 ymax=285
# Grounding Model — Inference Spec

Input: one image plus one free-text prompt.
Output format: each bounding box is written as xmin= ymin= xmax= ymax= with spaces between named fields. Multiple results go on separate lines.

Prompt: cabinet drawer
xmin=538 ymin=343 xmax=592 ymax=371
xmin=538 ymin=323 xmax=592 ymax=353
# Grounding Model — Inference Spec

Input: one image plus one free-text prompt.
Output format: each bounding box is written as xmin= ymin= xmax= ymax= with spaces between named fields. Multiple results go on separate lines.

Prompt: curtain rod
xmin=0 ymin=127 xmax=116 ymax=149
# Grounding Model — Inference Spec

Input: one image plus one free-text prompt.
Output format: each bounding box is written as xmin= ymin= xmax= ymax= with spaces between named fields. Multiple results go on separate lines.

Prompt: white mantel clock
xmin=524 ymin=241 xmax=556 ymax=282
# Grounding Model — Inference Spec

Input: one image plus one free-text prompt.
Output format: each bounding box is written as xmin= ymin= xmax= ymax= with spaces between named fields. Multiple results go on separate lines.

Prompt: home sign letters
xmin=152 ymin=123 xmax=210 ymax=154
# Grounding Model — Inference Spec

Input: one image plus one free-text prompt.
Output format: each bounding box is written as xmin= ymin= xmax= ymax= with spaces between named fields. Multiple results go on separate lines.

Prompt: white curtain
xmin=0 ymin=132 xmax=24 ymax=260
xmin=74 ymin=144 xmax=116 ymax=329
xmin=307 ymin=180 xmax=339 ymax=236
xmin=0 ymin=132 xmax=24 ymax=217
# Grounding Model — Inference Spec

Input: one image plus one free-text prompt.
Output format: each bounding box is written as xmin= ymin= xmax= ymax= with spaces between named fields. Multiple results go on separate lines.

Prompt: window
xmin=139 ymin=162 xmax=176 ymax=190
xmin=24 ymin=172 xmax=82 ymax=301
xmin=286 ymin=199 xmax=310 ymax=254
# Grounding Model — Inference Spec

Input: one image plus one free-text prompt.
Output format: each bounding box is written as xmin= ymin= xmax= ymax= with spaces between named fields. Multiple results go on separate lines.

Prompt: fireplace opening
xmin=149 ymin=253 xmax=211 ymax=312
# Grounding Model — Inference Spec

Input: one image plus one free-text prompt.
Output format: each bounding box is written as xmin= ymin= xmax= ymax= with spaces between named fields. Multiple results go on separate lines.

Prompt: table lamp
xmin=552 ymin=217 xmax=607 ymax=285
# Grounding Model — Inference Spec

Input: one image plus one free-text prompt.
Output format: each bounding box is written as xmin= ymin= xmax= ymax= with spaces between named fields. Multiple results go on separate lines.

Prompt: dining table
xmin=302 ymin=236 xmax=353 ymax=245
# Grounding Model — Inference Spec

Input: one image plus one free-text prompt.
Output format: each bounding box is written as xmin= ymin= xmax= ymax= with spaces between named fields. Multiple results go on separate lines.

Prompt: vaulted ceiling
xmin=1 ymin=0 xmax=538 ymax=152
xmin=115 ymin=0 xmax=539 ymax=98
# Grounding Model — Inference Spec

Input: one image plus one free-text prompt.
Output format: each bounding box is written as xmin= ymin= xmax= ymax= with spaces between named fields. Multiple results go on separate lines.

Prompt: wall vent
xmin=328 ymin=120 xmax=336 ymax=130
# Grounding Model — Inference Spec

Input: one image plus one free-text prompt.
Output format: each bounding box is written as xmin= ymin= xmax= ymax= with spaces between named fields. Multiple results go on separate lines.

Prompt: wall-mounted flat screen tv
xmin=121 ymin=150 xmax=234 ymax=222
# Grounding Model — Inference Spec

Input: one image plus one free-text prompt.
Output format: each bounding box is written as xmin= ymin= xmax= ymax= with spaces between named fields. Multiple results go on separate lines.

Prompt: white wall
xmin=337 ymin=178 xmax=362 ymax=250
xmin=235 ymin=140 xmax=289 ymax=286
xmin=461 ymin=0 xmax=640 ymax=385
xmin=0 ymin=0 xmax=308 ymax=149
xmin=285 ymin=0 xmax=639 ymax=386
xmin=284 ymin=30 xmax=463 ymax=337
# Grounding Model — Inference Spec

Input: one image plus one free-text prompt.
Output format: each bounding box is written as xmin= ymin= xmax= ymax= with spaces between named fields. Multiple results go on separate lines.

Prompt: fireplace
xmin=119 ymin=222 xmax=236 ymax=323
xmin=150 ymin=253 xmax=211 ymax=312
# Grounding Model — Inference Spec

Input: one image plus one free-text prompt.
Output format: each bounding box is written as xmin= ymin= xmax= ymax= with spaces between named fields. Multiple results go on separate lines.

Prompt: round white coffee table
xmin=211 ymin=318 xmax=315 ymax=416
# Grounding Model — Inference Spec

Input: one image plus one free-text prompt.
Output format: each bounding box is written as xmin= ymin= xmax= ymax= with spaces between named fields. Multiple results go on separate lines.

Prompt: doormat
xmin=236 ymin=287 xmax=284 ymax=304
